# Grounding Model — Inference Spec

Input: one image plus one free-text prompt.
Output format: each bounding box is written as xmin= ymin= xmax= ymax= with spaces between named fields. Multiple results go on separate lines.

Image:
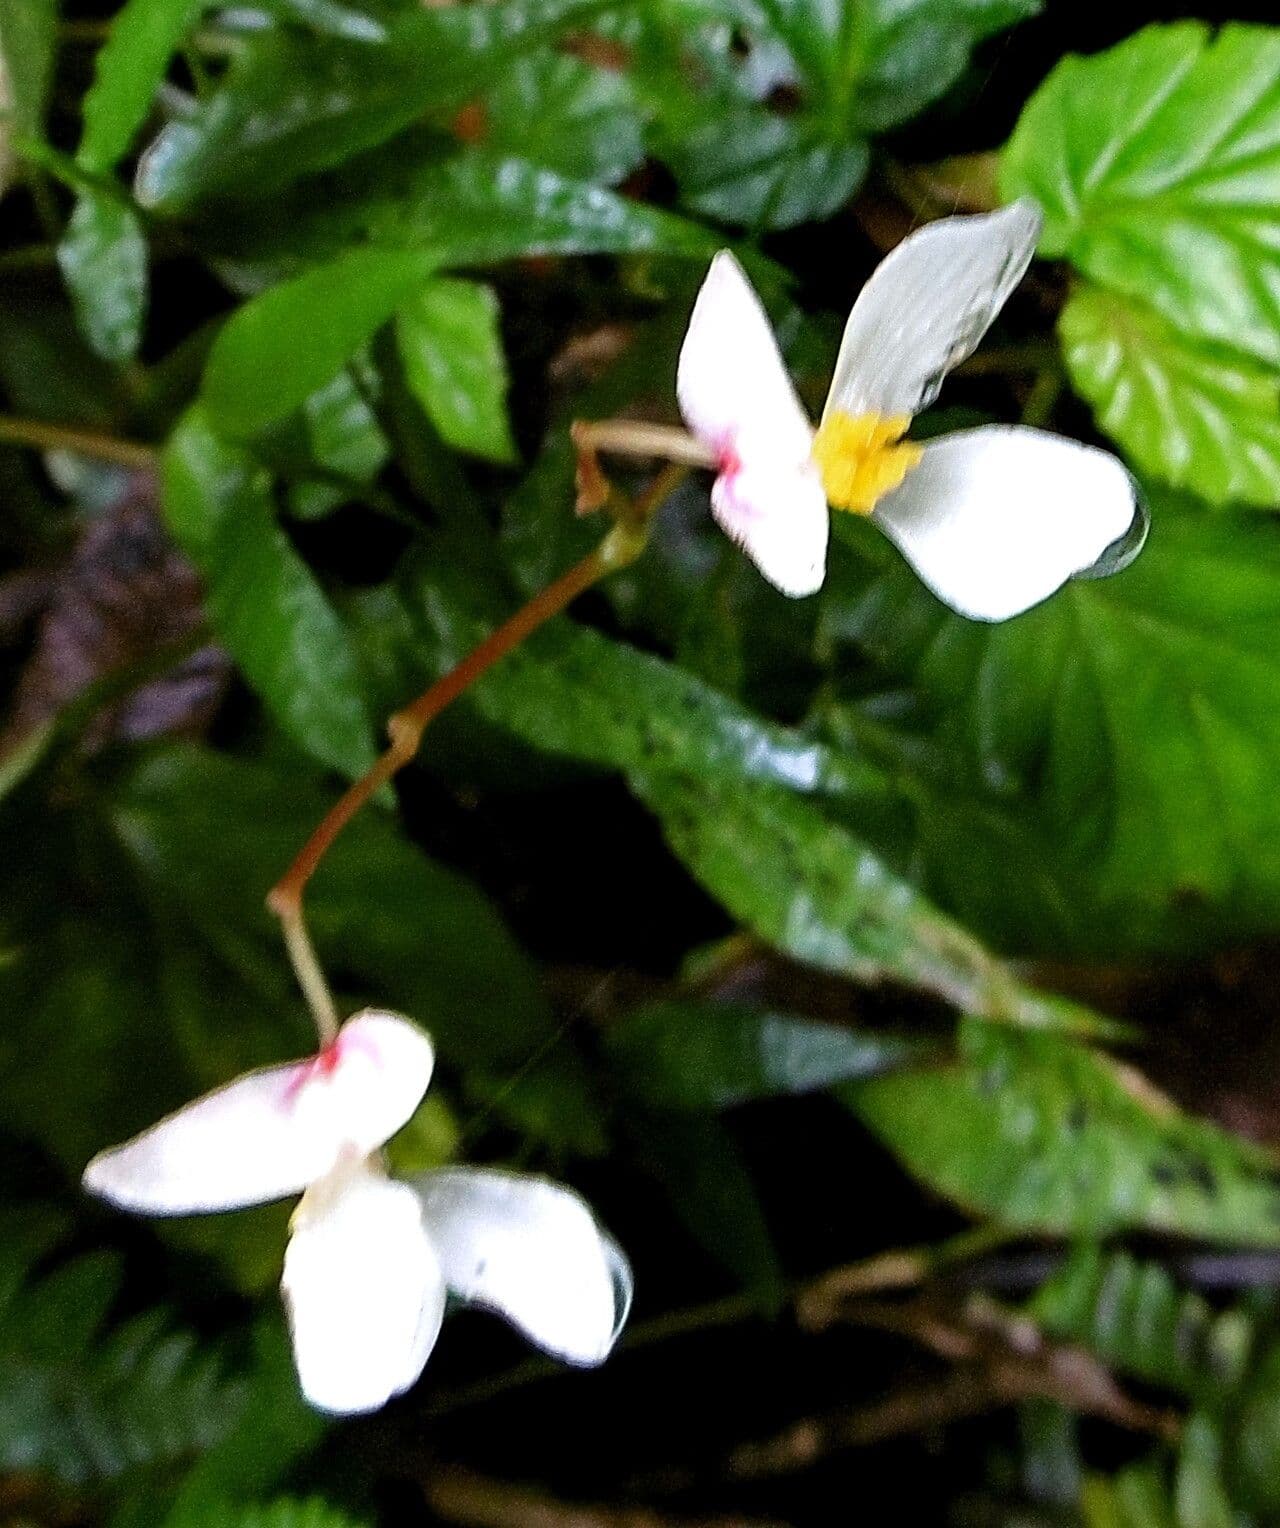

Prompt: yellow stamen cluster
xmin=811 ymin=410 xmax=924 ymax=515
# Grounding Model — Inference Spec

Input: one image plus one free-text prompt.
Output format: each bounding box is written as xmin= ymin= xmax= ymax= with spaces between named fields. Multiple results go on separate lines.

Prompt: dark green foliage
xmin=6 ymin=3 xmax=1280 ymax=1522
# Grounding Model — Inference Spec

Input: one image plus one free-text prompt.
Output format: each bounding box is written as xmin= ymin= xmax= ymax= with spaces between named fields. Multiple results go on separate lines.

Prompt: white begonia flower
xmin=676 ymin=200 xmax=1144 ymax=619
xmin=82 ymin=1008 xmax=631 ymax=1415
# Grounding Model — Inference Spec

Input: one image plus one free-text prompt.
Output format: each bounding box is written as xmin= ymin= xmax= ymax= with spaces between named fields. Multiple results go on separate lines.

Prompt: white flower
xmin=676 ymin=200 xmax=1144 ymax=619
xmin=82 ymin=1009 xmax=631 ymax=1415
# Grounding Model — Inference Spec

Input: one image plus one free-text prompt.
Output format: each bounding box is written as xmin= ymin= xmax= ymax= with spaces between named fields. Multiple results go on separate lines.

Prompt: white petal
xmin=82 ymin=1008 xmax=434 ymax=1215
xmin=312 ymin=1009 xmax=436 ymax=1159
xmin=872 ymin=426 xmax=1139 ymax=622
xmin=824 ymin=200 xmax=1043 ymax=422
xmin=282 ymin=1160 xmax=445 ymax=1415
xmin=677 ymin=250 xmax=813 ymax=466
xmin=711 ymin=459 xmax=829 ymax=597
xmin=417 ymin=1168 xmax=632 ymax=1366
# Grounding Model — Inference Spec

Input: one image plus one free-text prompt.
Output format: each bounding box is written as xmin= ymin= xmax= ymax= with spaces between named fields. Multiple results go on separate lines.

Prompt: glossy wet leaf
xmin=366 ymin=147 xmax=720 ymax=264
xmin=849 ymin=1019 xmax=1280 ymax=1243
xmin=1002 ymin=23 xmax=1280 ymax=365
xmin=56 ymin=192 xmax=147 ymax=362
xmin=819 ymin=495 xmax=1280 ymax=957
xmin=135 ymin=0 xmax=611 ymax=208
xmin=605 ymin=998 xmax=922 ymax=1110
xmin=481 ymin=51 xmax=644 ymax=186
xmin=162 ymin=406 xmax=375 ymax=776
xmin=395 ymin=278 xmax=515 ymax=463
xmin=202 ymin=248 xmax=435 ymax=438
xmin=1060 ymin=285 xmax=1280 ymax=509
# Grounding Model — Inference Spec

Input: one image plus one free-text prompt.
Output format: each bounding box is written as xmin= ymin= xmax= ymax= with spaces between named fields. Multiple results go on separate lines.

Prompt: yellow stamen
xmin=811 ymin=410 xmax=924 ymax=515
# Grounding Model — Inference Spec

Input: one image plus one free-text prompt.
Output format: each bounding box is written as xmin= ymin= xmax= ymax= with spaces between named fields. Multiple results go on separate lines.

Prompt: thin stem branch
xmin=0 ymin=416 xmax=157 ymax=471
xmin=268 ymin=521 xmax=645 ymax=926
xmin=279 ymin=903 xmax=340 ymax=1047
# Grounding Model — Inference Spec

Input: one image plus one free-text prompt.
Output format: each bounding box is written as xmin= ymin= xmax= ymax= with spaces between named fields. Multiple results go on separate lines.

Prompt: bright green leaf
xmin=57 ymin=192 xmax=147 ymax=362
xmin=396 ymin=277 xmax=515 ymax=463
xmin=163 ymin=406 xmax=376 ymax=776
xmin=1060 ymin=283 xmax=1280 ymax=509
xmin=849 ymin=1019 xmax=1280 ymax=1244
xmin=134 ymin=0 xmax=610 ymax=208
xmin=1002 ymin=23 xmax=1280 ymax=365
xmin=77 ymin=0 xmax=202 ymax=173
xmin=202 ymin=248 xmax=435 ymax=438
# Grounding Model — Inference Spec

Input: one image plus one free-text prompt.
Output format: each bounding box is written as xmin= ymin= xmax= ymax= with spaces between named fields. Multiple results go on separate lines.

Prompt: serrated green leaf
xmin=77 ymin=0 xmax=202 ymax=173
xmin=135 ymin=0 xmax=611 ymax=208
xmin=481 ymin=51 xmax=644 ymax=186
xmin=605 ymin=998 xmax=921 ymax=1110
xmin=0 ymin=1241 xmax=249 ymax=1492
xmin=202 ymin=248 xmax=435 ymax=438
xmin=163 ymin=406 xmax=375 ymax=777
xmin=741 ymin=0 xmax=1040 ymax=133
xmin=57 ymin=192 xmax=148 ymax=363
xmin=818 ymin=493 xmax=1280 ymax=957
xmin=1060 ymin=284 xmax=1280 ymax=509
xmin=1028 ymin=1245 xmax=1254 ymax=1403
xmin=395 ymin=277 xmax=515 ymax=463
xmin=849 ymin=1019 xmax=1280 ymax=1243
xmin=665 ymin=104 xmax=866 ymax=230
xmin=1001 ymin=23 xmax=1280 ymax=366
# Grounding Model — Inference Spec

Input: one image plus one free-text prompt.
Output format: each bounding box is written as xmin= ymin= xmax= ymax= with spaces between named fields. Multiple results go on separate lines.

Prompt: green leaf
xmin=163 ymin=406 xmax=375 ymax=777
xmin=604 ymin=998 xmax=921 ymax=1110
xmin=665 ymin=104 xmax=866 ymax=230
xmin=77 ymin=0 xmax=202 ymax=173
xmin=0 ymin=1237 xmax=249 ymax=1491
xmin=632 ymin=769 xmax=1005 ymax=1009
xmin=1001 ymin=23 xmax=1280 ymax=366
xmin=1028 ymin=1245 xmax=1254 ymax=1403
xmin=0 ymin=0 xmax=58 ymax=151
xmin=202 ymin=248 xmax=435 ymax=438
xmin=819 ymin=494 xmax=1280 ymax=957
xmin=135 ymin=0 xmax=611 ymax=208
xmin=1060 ymin=284 xmax=1280 ymax=509
xmin=740 ymin=0 xmax=1041 ymax=133
xmin=395 ymin=277 xmax=515 ymax=463
xmin=367 ymin=147 xmax=720 ymax=264
xmin=57 ymin=192 xmax=148 ymax=363
xmin=481 ymin=51 xmax=644 ymax=186
xmin=849 ymin=1019 xmax=1280 ymax=1243
xmin=394 ymin=564 xmax=1114 ymax=1031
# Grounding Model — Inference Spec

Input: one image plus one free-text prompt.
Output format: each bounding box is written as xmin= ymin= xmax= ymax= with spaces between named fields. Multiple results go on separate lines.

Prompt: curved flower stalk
xmin=82 ymin=1009 xmax=631 ymax=1415
xmin=583 ymin=200 xmax=1145 ymax=619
